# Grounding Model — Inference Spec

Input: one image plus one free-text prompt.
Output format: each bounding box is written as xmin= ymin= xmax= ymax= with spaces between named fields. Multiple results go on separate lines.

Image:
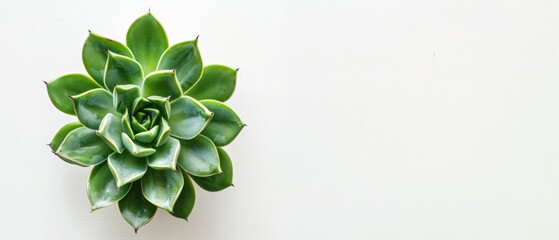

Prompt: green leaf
xmin=55 ymin=127 xmax=113 ymax=166
xmin=169 ymin=96 xmax=213 ymax=140
xmin=83 ymin=32 xmax=134 ymax=85
xmin=127 ymin=12 xmax=168 ymax=75
xmin=46 ymin=74 xmax=102 ymax=115
xmin=131 ymin=115 xmax=148 ymax=133
xmin=177 ymin=135 xmax=221 ymax=177
xmin=72 ymin=89 xmax=119 ymax=129
xmin=171 ymin=169 xmax=196 ymax=220
xmin=200 ymin=100 xmax=244 ymax=146
xmin=122 ymin=133 xmax=156 ymax=157
xmin=103 ymin=52 xmax=144 ymax=91
xmin=87 ymin=162 xmax=132 ymax=211
xmin=121 ymin=109 xmax=134 ymax=139
xmin=142 ymin=70 xmax=182 ymax=100
xmin=131 ymin=97 xmax=151 ymax=114
xmin=141 ymin=168 xmax=184 ymax=212
xmin=50 ymin=122 xmax=83 ymax=152
xmin=157 ymin=40 xmax=202 ymax=92
xmin=113 ymin=85 xmax=141 ymax=114
xmin=97 ymin=113 xmax=124 ymax=153
xmin=154 ymin=118 xmax=171 ymax=147
xmin=186 ymin=65 xmax=237 ymax=102
xmin=119 ymin=183 xmax=157 ymax=232
xmin=142 ymin=108 xmax=161 ymax=129
xmin=190 ymin=148 xmax=233 ymax=192
xmin=148 ymin=137 xmax=180 ymax=170
xmin=147 ymin=96 xmax=171 ymax=119
xmin=108 ymin=151 xmax=147 ymax=187
xmin=134 ymin=126 xmax=159 ymax=143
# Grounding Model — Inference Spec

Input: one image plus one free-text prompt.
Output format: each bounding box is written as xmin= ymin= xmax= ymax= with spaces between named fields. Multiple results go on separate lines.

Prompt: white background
xmin=1 ymin=0 xmax=559 ymax=239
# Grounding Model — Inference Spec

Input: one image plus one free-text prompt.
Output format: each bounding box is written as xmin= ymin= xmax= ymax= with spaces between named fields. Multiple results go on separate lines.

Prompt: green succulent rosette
xmin=45 ymin=12 xmax=244 ymax=232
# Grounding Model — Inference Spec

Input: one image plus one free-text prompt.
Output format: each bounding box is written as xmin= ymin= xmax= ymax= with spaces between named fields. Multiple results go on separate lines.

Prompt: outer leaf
xmin=141 ymin=168 xmax=184 ymax=212
xmin=55 ymin=127 xmax=113 ymax=166
xmin=157 ymin=40 xmax=202 ymax=92
xmin=171 ymin=169 xmax=196 ymax=220
xmin=142 ymin=70 xmax=182 ymax=100
xmin=177 ymin=135 xmax=221 ymax=177
xmin=104 ymin=52 xmax=144 ymax=91
xmin=97 ymin=113 xmax=124 ymax=153
xmin=200 ymin=100 xmax=244 ymax=146
xmin=169 ymin=96 xmax=213 ymax=140
xmin=87 ymin=162 xmax=132 ymax=211
xmin=186 ymin=65 xmax=237 ymax=102
xmin=148 ymin=137 xmax=180 ymax=170
xmin=147 ymin=96 xmax=171 ymax=119
xmin=46 ymin=74 xmax=102 ymax=115
xmin=108 ymin=151 xmax=147 ymax=187
xmin=119 ymin=183 xmax=157 ymax=232
xmin=72 ymin=89 xmax=119 ymax=129
xmin=50 ymin=122 xmax=83 ymax=151
xmin=122 ymin=133 xmax=156 ymax=157
xmin=154 ymin=118 xmax=171 ymax=147
xmin=127 ymin=12 xmax=168 ymax=75
xmin=190 ymin=148 xmax=233 ymax=192
xmin=83 ymin=32 xmax=134 ymax=85
xmin=113 ymin=85 xmax=141 ymax=114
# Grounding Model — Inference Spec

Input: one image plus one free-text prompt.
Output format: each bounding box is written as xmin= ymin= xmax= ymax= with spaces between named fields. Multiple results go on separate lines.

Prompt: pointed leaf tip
xmin=199 ymin=100 xmax=244 ymax=146
xmin=185 ymin=65 xmax=237 ymax=102
xmin=83 ymin=32 xmax=133 ymax=85
xmin=190 ymin=147 xmax=234 ymax=192
xmin=127 ymin=12 xmax=168 ymax=75
xmin=47 ymin=74 xmax=101 ymax=115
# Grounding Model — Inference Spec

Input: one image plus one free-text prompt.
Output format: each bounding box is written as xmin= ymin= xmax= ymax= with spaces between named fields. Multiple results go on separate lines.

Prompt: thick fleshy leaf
xmin=83 ymin=32 xmax=134 ymax=85
xmin=141 ymin=168 xmax=184 ymax=212
xmin=113 ymin=84 xmax=141 ymax=113
xmin=46 ymin=74 xmax=102 ymax=115
xmin=55 ymin=127 xmax=113 ymax=166
xmin=177 ymin=135 xmax=221 ymax=177
xmin=148 ymin=137 xmax=180 ymax=170
xmin=143 ymin=108 xmax=161 ymax=128
xmin=122 ymin=133 xmax=156 ymax=157
xmin=157 ymin=40 xmax=202 ymax=92
xmin=104 ymin=52 xmax=144 ymax=91
xmin=50 ymin=122 xmax=83 ymax=151
xmin=186 ymin=65 xmax=237 ymax=102
xmin=121 ymin=109 xmax=134 ymax=139
xmin=154 ymin=118 xmax=171 ymax=147
xmin=171 ymin=169 xmax=196 ymax=219
xmin=190 ymin=148 xmax=233 ymax=191
xmin=87 ymin=162 xmax=132 ymax=211
xmin=169 ymin=96 xmax=213 ymax=140
xmin=200 ymin=100 xmax=244 ymax=146
xmin=127 ymin=12 xmax=168 ymax=75
xmin=142 ymin=70 xmax=182 ymax=100
xmin=131 ymin=97 xmax=151 ymax=114
xmin=135 ymin=126 xmax=159 ymax=143
xmin=147 ymin=96 xmax=170 ymax=119
xmin=131 ymin=117 xmax=148 ymax=133
xmin=72 ymin=89 xmax=119 ymax=129
xmin=108 ymin=151 xmax=147 ymax=187
xmin=97 ymin=113 xmax=124 ymax=153
xmin=119 ymin=183 xmax=157 ymax=232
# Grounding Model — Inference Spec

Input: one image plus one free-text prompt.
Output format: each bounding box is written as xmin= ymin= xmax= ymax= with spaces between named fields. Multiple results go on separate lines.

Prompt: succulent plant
xmin=45 ymin=12 xmax=244 ymax=232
